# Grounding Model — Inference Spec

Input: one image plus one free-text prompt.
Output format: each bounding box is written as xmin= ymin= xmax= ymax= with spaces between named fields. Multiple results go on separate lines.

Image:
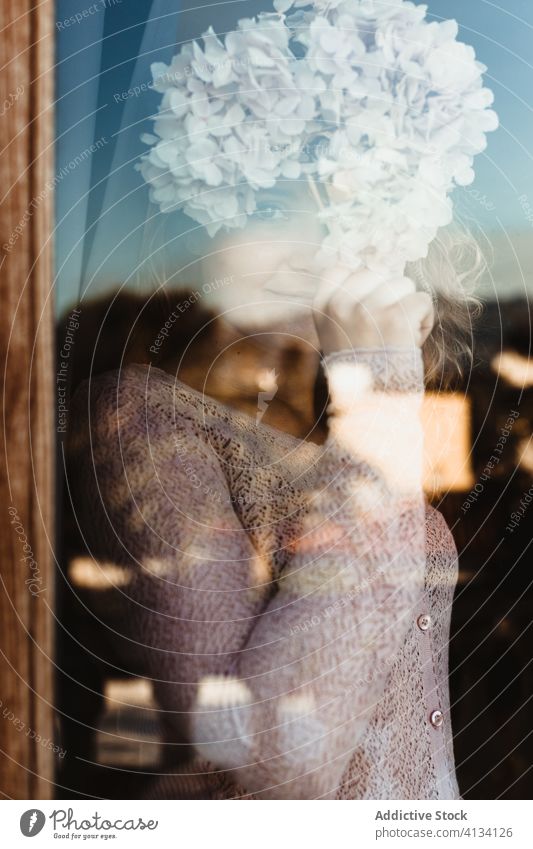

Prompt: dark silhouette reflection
xmin=62 ymin=288 xmax=329 ymax=441
xmin=441 ymin=300 xmax=533 ymax=801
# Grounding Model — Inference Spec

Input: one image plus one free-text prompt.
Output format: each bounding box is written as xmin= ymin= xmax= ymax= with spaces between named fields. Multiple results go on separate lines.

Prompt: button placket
xmin=414 ymin=602 xmax=450 ymax=795
xmin=417 ymin=613 xmax=444 ymax=729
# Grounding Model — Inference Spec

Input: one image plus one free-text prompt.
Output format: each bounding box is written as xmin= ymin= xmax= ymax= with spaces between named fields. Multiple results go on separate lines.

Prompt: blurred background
xmin=54 ymin=0 xmax=533 ymax=799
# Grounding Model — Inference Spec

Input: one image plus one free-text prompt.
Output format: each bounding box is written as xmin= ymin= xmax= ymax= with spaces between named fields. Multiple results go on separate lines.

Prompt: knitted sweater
xmin=67 ymin=347 xmax=461 ymax=800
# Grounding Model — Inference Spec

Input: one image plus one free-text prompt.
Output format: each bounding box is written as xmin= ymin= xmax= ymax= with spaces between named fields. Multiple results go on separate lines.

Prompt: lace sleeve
xmin=190 ymin=347 xmax=427 ymax=799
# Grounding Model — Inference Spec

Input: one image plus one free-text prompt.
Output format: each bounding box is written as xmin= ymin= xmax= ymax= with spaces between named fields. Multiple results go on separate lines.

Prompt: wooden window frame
xmin=0 ymin=0 xmax=55 ymax=799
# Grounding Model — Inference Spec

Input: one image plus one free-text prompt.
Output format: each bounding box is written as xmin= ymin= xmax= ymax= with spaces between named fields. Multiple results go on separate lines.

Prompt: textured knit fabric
xmin=67 ymin=347 xmax=461 ymax=800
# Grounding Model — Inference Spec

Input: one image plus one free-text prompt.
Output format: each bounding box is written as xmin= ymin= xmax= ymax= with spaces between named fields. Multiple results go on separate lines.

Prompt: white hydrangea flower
xmin=137 ymin=0 xmax=498 ymax=270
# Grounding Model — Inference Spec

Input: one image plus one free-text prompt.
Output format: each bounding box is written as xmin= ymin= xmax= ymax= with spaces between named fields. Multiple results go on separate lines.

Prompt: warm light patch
xmin=69 ymin=557 xmax=130 ymax=589
xmin=103 ymin=677 xmax=156 ymax=709
xmin=329 ymin=388 xmax=424 ymax=494
xmin=492 ymin=350 xmax=533 ymax=388
xmin=422 ymin=393 xmax=474 ymax=495
xmin=96 ymin=677 xmax=161 ymax=768
xmin=325 ymin=361 xmax=373 ymax=412
xmin=516 ymin=437 xmax=533 ymax=475
xmin=196 ymin=675 xmax=251 ymax=708
xmin=143 ymin=556 xmax=174 ymax=577
xmin=279 ymin=692 xmax=315 ymax=716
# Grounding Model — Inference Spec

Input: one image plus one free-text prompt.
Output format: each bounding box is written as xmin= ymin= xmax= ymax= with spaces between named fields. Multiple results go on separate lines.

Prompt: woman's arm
xmin=191 ymin=346 xmax=427 ymax=799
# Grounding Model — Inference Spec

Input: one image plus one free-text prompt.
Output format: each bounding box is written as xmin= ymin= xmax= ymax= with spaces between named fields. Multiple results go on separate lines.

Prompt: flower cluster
xmin=137 ymin=0 xmax=498 ymax=274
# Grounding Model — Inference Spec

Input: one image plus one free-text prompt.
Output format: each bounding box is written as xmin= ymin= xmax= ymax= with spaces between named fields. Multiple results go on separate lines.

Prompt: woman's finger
xmin=361 ymin=276 xmax=417 ymax=310
xmin=313 ymin=267 xmax=384 ymax=315
xmin=389 ymin=291 xmax=435 ymax=347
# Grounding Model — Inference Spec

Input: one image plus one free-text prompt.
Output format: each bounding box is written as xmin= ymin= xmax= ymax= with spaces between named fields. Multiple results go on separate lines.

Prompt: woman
xmin=65 ymin=0 xmax=499 ymax=797
xmin=67 ymin=174 xmax=471 ymax=799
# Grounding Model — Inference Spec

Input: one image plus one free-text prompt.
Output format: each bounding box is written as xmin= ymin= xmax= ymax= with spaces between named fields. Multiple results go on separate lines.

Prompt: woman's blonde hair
xmin=407 ymin=224 xmax=488 ymax=387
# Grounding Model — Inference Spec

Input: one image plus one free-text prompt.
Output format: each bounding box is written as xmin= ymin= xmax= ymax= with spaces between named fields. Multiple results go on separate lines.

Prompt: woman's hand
xmin=312 ymin=267 xmax=435 ymax=357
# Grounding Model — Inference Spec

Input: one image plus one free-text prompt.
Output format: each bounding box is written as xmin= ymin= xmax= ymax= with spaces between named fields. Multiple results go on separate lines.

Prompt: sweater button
xmin=430 ymin=709 xmax=444 ymax=728
xmin=417 ymin=613 xmax=432 ymax=631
